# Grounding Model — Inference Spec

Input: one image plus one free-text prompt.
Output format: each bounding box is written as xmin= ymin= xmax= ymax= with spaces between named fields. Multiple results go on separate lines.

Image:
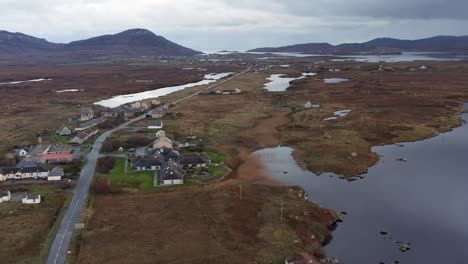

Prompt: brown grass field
xmin=0 ymin=185 xmax=67 ymax=264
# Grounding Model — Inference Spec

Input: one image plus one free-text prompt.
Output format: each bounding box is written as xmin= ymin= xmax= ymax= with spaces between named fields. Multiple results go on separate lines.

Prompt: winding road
xmin=46 ymin=68 xmax=250 ymax=264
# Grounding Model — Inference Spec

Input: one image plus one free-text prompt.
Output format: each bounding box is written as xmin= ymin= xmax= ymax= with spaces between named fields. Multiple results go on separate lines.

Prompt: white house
xmin=17 ymin=149 xmax=28 ymax=157
xmin=156 ymin=130 xmax=166 ymax=138
xmin=0 ymin=167 xmax=49 ymax=181
xmin=0 ymin=190 xmax=11 ymax=203
xmin=152 ymin=136 xmax=174 ymax=150
xmin=56 ymin=125 xmax=72 ymax=136
xmin=148 ymin=120 xmax=163 ymax=130
xmin=305 ymin=101 xmax=320 ymax=109
xmin=23 ymin=194 xmax=41 ymax=204
xmin=48 ymin=167 xmax=64 ymax=181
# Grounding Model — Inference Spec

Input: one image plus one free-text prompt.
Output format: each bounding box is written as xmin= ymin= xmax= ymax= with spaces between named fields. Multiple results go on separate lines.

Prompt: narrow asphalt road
xmin=45 ymin=69 xmax=249 ymax=264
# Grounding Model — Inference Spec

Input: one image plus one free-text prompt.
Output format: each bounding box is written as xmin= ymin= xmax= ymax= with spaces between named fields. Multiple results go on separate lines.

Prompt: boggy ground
xmin=159 ymin=61 xmax=468 ymax=177
xmin=0 ymin=185 xmax=68 ymax=264
xmin=76 ymin=185 xmax=336 ymax=264
xmin=0 ymin=63 xmax=238 ymax=153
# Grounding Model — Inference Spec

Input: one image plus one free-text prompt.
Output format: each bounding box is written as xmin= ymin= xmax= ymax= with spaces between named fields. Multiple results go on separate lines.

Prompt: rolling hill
xmin=248 ymin=35 xmax=468 ymax=54
xmin=0 ymin=29 xmax=201 ymax=62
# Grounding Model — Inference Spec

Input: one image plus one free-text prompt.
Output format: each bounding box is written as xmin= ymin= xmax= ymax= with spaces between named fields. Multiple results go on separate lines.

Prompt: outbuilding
xmin=22 ymin=194 xmax=41 ymax=204
xmin=48 ymin=167 xmax=64 ymax=181
xmin=148 ymin=120 xmax=163 ymax=129
xmin=0 ymin=190 xmax=11 ymax=203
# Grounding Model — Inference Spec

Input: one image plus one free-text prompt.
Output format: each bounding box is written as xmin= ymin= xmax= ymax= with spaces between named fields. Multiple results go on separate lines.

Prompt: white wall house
xmin=0 ymin=190 xmax=11 ymax=203
xmin=22 ymin=194 xmax=41 ymax=204
xmin=0 ymin=167 xmax=49 ymax=181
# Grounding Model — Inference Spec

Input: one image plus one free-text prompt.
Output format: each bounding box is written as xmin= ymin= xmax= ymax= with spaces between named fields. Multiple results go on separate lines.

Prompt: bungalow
xmin=75 ymin=117 xmax=107 ymax=131
xmin=16 ymin=159 xmax=38 ymax=168
xmin=40 ymin=153 xmax=74 ymax=164
xmin=56 ymin=125 xmax=72 ymax=136
xmin=22 ymin=194 xmax=41 ymax=204
xmin=48 ymin=167 xmax=64 ymax=181
xmin=0 ymin=167 xmax=49 ymax=181
xmin=70 ymin=127 xmax=99 ymax=144
xmin=151 ymin=99 xmax=161 ymax=106
xmin=48 ymin=144 xmax=73 ymax=154
xmin=123 ymin=108 xmax=137 ymax=118
xmin=160 ymin=161 xmax=186 ymax=186
xmin=80 ymin=107 xmax=95 ymax=121
xmin=0 ymin=190 xmax=11 ymax=203
xmin=148 ymin=120 xmax=163 ymax=129
xmin=130 ymin=101 xmax=142 ymax=109
xmin=152 ymin=136 xmax=174 ymax=150
xmin=177 ymin=154 xmax=211 ymax=169
xmin=132 ymin=155 xmax=165 ymax=171
xmin=304 ymin=101 xmax=320 ymax=109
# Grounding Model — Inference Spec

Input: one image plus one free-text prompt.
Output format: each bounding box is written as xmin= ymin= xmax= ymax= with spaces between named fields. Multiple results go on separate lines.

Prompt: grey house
xmin=177 ymin=154 xmax=211 ymax=169
xmin=132 ymin=155 xmax=165 ymax=171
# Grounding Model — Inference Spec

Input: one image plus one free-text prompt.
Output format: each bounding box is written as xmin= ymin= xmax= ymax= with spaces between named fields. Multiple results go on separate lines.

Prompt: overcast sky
xmin=1 ymin=0 xmax=467 ymax=51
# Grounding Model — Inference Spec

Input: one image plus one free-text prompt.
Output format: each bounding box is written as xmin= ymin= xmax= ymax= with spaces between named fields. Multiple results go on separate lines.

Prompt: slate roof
xmin=160 ymin=161 xmax=185 ymax=181
xmin=177 ymin=154 xmax=210 ymax=166
xmin=132 ymin=155 xmax=165 ymax=168
xmin=158 ymin=148 xmax=180 ymax=160
xmin=16 ymin=159 xmax=38 ymax=168
xmin=49 ymin=167 xmax=64 ymax=177
xmin=24 ymin=193 xmax=40 ymax=200
xmin=148 ymin=120 xmax=163 ymax=127
xmin=0 ymin=190 xmax=10 ymax=197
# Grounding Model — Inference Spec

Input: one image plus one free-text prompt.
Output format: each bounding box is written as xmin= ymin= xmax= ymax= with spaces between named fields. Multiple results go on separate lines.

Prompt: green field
xmin=98 ymin=158 xmax=155 ymax=190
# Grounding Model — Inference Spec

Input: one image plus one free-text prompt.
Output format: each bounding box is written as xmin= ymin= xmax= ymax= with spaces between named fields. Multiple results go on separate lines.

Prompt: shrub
xmin=96 ymin=157 xmax=116 ymax=174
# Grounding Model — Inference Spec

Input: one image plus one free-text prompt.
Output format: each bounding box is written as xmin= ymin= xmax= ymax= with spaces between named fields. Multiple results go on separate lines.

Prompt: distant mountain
xmin=64 ymin=29 xmax=201 ymax=56
xmin=0 ymin=30 xmax=62 ymax=53
xmin=0 ymin=29 xmax=201 ymax=62
xmin=248 ymin=35 xmax=468 ymax=54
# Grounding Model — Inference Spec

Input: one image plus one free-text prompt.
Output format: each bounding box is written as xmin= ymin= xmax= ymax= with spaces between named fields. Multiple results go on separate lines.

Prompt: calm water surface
xmin=264 ymin=73 xmax=316 ymax=92
xmin=255 ymin=113 xmax=468 ymax=264
xmin=94 ymin=72 xmax=233 ymax=108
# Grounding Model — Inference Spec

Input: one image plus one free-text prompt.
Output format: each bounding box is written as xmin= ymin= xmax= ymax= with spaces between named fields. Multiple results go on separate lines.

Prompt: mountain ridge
xmin=0 ymin=28 xmax=201 ymax=60
xmin=248 ymin=35 xmax=468 ymax=54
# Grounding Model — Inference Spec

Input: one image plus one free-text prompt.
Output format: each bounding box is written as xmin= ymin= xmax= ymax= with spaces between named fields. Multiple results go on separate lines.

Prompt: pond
xmin=264 ymin=73 xmax=316 ymax=92
xmin=255 ymin=112 xmax=468 ymax=264
xmin=94 ymin=72 xmax=233 ymax=108
xmin=323 ymin=78 xmax=349 ymax=84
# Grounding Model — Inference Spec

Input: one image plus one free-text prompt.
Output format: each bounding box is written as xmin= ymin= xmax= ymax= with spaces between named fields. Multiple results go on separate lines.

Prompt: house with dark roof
xmin=16 ymin=159 xmax=38 ymax=168
xmin=70 ymin=127 xmax=99 ymax=144
xmin=160 ymin=161 xmax=186 ymax=186
xmin=177 ymin=154 xmax=211 ymax=169
xmin=148 ymin=120 xmax=163 ymax=129
xmin=48 ymin=167 xmax=64 ymax=181
xmin=158 ymin=148 xmax=181 ymax=161
xmin=132 ymin=155 xmax=165 ymax=171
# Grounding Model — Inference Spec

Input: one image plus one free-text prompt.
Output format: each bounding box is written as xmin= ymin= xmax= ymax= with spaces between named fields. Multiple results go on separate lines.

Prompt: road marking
xmin=53 ymin=196 xmax=81 ymax=264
